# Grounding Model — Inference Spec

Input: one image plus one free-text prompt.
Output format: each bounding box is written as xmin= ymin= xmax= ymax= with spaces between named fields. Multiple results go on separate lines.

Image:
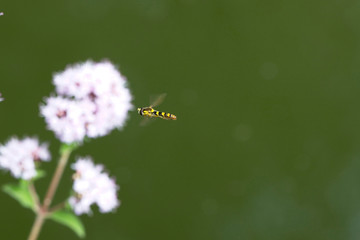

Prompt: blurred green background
xmin=1 ymin=0 xmax=360 ymax=239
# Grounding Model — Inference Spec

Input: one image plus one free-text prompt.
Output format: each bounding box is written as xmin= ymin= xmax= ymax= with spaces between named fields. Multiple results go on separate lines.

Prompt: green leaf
xmin=2 ymin=181 xmax=34 ymax=210
xmin=48 ymin=209 xmax=85 ymax=238
xmin=33 ymin=169 xmax=46 ymax=180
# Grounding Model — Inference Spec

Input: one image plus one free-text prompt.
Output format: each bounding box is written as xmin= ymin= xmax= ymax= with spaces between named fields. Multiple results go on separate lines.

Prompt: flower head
xmin=41 ymin=60 xmax=133 ymax=143
xmin=69 ymin=157 xmax=120 ymax=215
xmin=40 ymin=96 xmax=92 ymax=143
xmin=0 ymin=137 xmax=50 ymax=180
xmin=0 ymin=92 xmax=3 ymax=102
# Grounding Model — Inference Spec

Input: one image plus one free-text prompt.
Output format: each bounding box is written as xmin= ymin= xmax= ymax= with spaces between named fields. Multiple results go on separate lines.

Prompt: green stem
xmin=48 ymin=201 xmax=66 ymax=214
xmin=43 ymin=147 xmax=72 ymax=209
xmin=29 ymin=183 xmax=40 ymax=212
xmin=27 ymin=144 xmax=74 ymax=240
xmin=27 ymin=211 xmax=46 ymax=240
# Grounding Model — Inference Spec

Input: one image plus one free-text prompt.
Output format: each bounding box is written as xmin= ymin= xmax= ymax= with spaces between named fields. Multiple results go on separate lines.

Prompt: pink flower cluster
xmin=69 ymin=158 xmax=120 ymax=215
xmin=41 ymin=61 xmax=133 ymax=143
xmin=0 ymin=137 xmax=50 ymax=180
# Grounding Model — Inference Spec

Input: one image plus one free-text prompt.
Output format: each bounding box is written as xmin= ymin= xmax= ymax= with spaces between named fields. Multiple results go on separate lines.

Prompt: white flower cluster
xmin=41 ymin=60 xmax=133 ymax=143
xmin=69 ymin=157 xmax=120 ymax=215
xmin=0 ymin=92 xmax=3 ymax=102
xmin=0 ymin=137 xmax=50 ymax=180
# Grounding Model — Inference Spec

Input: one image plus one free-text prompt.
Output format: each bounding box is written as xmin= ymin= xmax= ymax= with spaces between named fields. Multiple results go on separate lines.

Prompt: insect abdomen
xmin=153 ymin=110 xmax=176 ymax=120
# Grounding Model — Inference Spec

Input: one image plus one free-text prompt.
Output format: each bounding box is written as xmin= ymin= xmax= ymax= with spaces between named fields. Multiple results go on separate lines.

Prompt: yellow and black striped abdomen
xmin=152 ymin=110 xmax=177 ymax=120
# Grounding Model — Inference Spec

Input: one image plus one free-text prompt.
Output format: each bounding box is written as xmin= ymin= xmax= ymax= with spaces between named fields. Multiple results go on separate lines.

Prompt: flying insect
xmin=137 ymin=94 xmax=177 ymax=124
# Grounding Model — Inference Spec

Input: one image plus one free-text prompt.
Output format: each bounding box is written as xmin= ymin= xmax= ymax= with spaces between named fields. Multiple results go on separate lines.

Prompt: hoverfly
xmin=137 ymin=94 xmax=177 ymax=125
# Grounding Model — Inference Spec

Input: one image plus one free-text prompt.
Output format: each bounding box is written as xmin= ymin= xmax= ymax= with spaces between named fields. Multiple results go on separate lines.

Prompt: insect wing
xmin=149 ymin=93 xmax=167 ymax=108
xmin=140 ymin=117 xmax=155 ymax=126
